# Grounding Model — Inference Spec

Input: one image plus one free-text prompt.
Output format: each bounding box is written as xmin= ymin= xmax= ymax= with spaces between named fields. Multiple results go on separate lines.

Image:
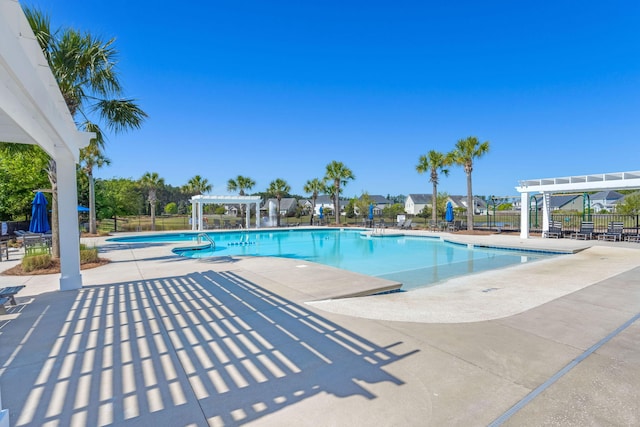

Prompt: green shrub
xmin=22 ymin=254 xmax=52 ymax=272
xmin=79 ymin=245 xmax=99 ymax=264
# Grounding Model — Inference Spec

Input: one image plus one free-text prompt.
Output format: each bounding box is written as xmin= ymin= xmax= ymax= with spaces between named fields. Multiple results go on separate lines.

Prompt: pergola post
xmin=542 ymin=192 xmax=550 ymax=236
xmin=519 ymin=191 xmax=529 ymax=239
xmin=57 ymin=151 xmax=82 ymax=291
xmin=191 ymin=200 xmax=197 ymax=231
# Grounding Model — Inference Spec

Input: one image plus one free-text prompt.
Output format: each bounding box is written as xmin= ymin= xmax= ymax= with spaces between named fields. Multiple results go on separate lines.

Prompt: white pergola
xmin=1 ymin=1 xmax=94 ymax=290
xmin=190 ymin=195 xmax=262 ymax=231
xmin=516 ymin=171 xmax=640 ymax=239
xmin=1 ymin=2 xmax=94 ymax=424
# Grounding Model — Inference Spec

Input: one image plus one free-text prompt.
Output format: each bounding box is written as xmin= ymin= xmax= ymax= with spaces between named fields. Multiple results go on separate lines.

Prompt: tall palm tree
xmin=416 ymin=150 xmax=452 ymax=225
xmin=451 ymin=136 xmax=490 ymax=230
xmin=80 ymin=143 xmax=110 ymax=234
xmin=303 ymin=178 xmax=324 ymax=225
xmin=324 ymin=161 xmax=355 ymax=225
xmin=227 ymin=175 xmax=256 ymax=218
xmin=184 ymin=175 xmax=212 ymax=195
xmin=267 ymin=178 xmax=291 ymax=227
xmin=140 ymin=172 xmax=165 ymax=231
xmin=24 ymin=7 xmax=147 ymax=255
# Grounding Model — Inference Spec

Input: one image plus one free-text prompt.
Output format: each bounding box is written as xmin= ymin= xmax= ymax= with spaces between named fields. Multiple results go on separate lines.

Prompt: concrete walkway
xmin=1 ymin=231 xmax=639 ymax=426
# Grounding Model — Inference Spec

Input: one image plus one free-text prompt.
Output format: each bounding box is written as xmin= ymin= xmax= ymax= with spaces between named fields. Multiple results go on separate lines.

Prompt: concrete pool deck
xmin=1 ymin=230 xmax=639 ymax=425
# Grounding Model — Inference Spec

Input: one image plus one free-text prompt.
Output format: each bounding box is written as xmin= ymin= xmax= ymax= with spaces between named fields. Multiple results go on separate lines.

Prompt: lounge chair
xmin=570 ymin=221 xmax=594 ymax=240
xmin=544 ymin=221 xmax=563 ymax=238
xmin=401 ymin=219 xmax=413 ymax=230
xmin=597 ymin=222 xmax=624 ymax=242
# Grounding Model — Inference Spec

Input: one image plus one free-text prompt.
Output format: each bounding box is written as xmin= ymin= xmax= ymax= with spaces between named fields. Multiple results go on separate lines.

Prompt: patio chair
xmin=597 ymin=222 xmax=624 ymax=242
xmin=23 ymin=235 xmax=51 ymax=255
xmin=0 ymin=285 xmax=25 ymax=306
xmin=375 ymin=219 xmax=387 ymax=229
xmin=0 ymin=285 xmax=25 ymax=314
xmin=447 ymin=220 xmax=462 ymax=232
xmin=569 ymin=221 xmax=594 ymax=240
xmin=0 ymin=240 xmax=9 ymax=261
xmin=626 ymin=234 xmax=640 ymax=243
xmin=544 ymin=221 xmax=563 ymax=238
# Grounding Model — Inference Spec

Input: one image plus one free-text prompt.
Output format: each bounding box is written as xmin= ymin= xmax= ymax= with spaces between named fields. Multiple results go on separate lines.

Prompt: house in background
xmin=361 ymin=195 xmax=393 ymax=216
xmin=549 ymin=194 xmax=583 ymax=211
xmin=588 ymin=190 xmax=623 ymax=212
xmin=311 ymin=195 xmax=350 ymax=216
xmin=405 ymin=194 xmax=488 ymax=216
xmin=448 ymin=195 xmax=488 ymax=215
xmin=263 ymin=198 xmax=299 ymax=217
xmin=405 ymin=194 xmax=431 ymax=215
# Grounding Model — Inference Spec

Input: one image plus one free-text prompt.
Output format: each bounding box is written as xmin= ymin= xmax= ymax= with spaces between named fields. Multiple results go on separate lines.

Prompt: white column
xmin=198 ymin=202 xmax=203 ymax=231
xmin=542 ymin=192 xmax=550 ymax=236
xmin=519 ymin=191 xmax=530 ymax=239
xmin=57 ymin=152 xmax=82 ymax=291
xmin=256 ymin=202 xmax=261 ymax=228
xmin=244 ymin=203 xmax=250 ymax=229
xmin=191 ymin=200 xmax=196 ymax=231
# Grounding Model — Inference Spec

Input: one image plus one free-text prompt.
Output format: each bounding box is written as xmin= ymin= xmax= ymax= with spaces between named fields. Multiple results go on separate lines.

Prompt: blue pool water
xmin=108 ymin=229 xmax=559 ymax=291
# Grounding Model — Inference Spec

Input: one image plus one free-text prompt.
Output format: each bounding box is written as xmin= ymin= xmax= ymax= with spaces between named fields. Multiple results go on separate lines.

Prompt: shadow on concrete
xmin=0 ymin=270 xmax=417 ymax=426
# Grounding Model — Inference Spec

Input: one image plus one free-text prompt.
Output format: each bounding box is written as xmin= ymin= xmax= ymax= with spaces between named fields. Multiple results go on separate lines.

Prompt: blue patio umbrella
xmin=29 ymin=191 xmax=51 ymax=233
xmin=319 ymin=206 xmax=324 ymax=219
xmin=445 ymin=201 xmax=454 ymax=222
xmin=368 ymin=203 xmax=374 ymax=220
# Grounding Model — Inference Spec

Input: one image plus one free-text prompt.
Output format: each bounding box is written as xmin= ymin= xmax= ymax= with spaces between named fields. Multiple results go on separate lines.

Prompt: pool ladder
xmin=197 ymin=233 xmax=216 ymax=250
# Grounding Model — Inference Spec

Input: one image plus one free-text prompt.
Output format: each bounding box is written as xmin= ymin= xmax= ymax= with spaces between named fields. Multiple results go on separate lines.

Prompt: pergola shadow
xmin=1 ymin=270 xmax=417 ymax=426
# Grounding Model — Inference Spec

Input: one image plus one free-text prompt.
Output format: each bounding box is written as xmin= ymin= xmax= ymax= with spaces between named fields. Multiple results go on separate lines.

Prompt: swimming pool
xmin=108 ymin=229 xmax=559 ymax=291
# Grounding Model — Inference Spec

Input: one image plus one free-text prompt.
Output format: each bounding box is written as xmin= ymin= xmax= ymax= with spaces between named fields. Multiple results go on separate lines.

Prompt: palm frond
xmin=94 ymin=99 xmax=148 ymax=133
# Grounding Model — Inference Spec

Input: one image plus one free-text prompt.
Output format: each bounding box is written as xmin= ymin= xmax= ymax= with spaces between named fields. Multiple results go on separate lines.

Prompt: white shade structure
xmin=190 ymin=195 xmax=262 ymax=230
xmin=516 ymin=171 xmax=640 ymax=238
xmin=0 ymin=0 xmax=94 ymax=292
xmin=1 ymin=2 xmax=95 ymax=424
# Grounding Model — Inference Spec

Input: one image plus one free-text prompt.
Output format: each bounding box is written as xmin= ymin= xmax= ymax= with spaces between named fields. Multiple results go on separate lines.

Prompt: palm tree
xmin=416 ymin=150 xmax=452 ymax=225
xmin=24 ymin=7 xmax=147 ymax=255
xmin=80 ymin=143 xmax=110 ymax=234
xmin=140 ymin=172 xmax=165 ymax=231
xmin=227 ymin=175 xmax=256 ymax=218
xmin=267 ymin=178 xmax=291 ymax=227
xmin=451 ymin=136 xmax=490 ymax=231
xmin=184 ymin=175 xmax=212 ymax=195
xmin=324 ymin=161 xmax=355 ymax=225
xmin=303 ymin=178 xmax=324 ymax=225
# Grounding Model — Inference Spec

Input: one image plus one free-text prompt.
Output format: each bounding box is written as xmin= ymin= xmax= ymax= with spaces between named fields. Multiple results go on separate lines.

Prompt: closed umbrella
xmin=445 ymin=201 xmax=454 ymax=223
xmin=368 ymin=204 xmax=374 ymax=220
xmin=319 ymin=206 xmax=324 ymax=219
xmin=29 ymin=192 xmax=51 ymax=233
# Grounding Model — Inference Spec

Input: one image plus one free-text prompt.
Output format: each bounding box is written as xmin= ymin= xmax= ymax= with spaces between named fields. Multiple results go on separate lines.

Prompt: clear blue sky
xmin=27 ymin=0 xmax=640 ymax=199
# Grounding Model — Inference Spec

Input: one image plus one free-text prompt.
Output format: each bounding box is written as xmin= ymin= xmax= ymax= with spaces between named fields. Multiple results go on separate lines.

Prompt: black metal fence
xmin=469 ymin=212 xmax=640 ymax=236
